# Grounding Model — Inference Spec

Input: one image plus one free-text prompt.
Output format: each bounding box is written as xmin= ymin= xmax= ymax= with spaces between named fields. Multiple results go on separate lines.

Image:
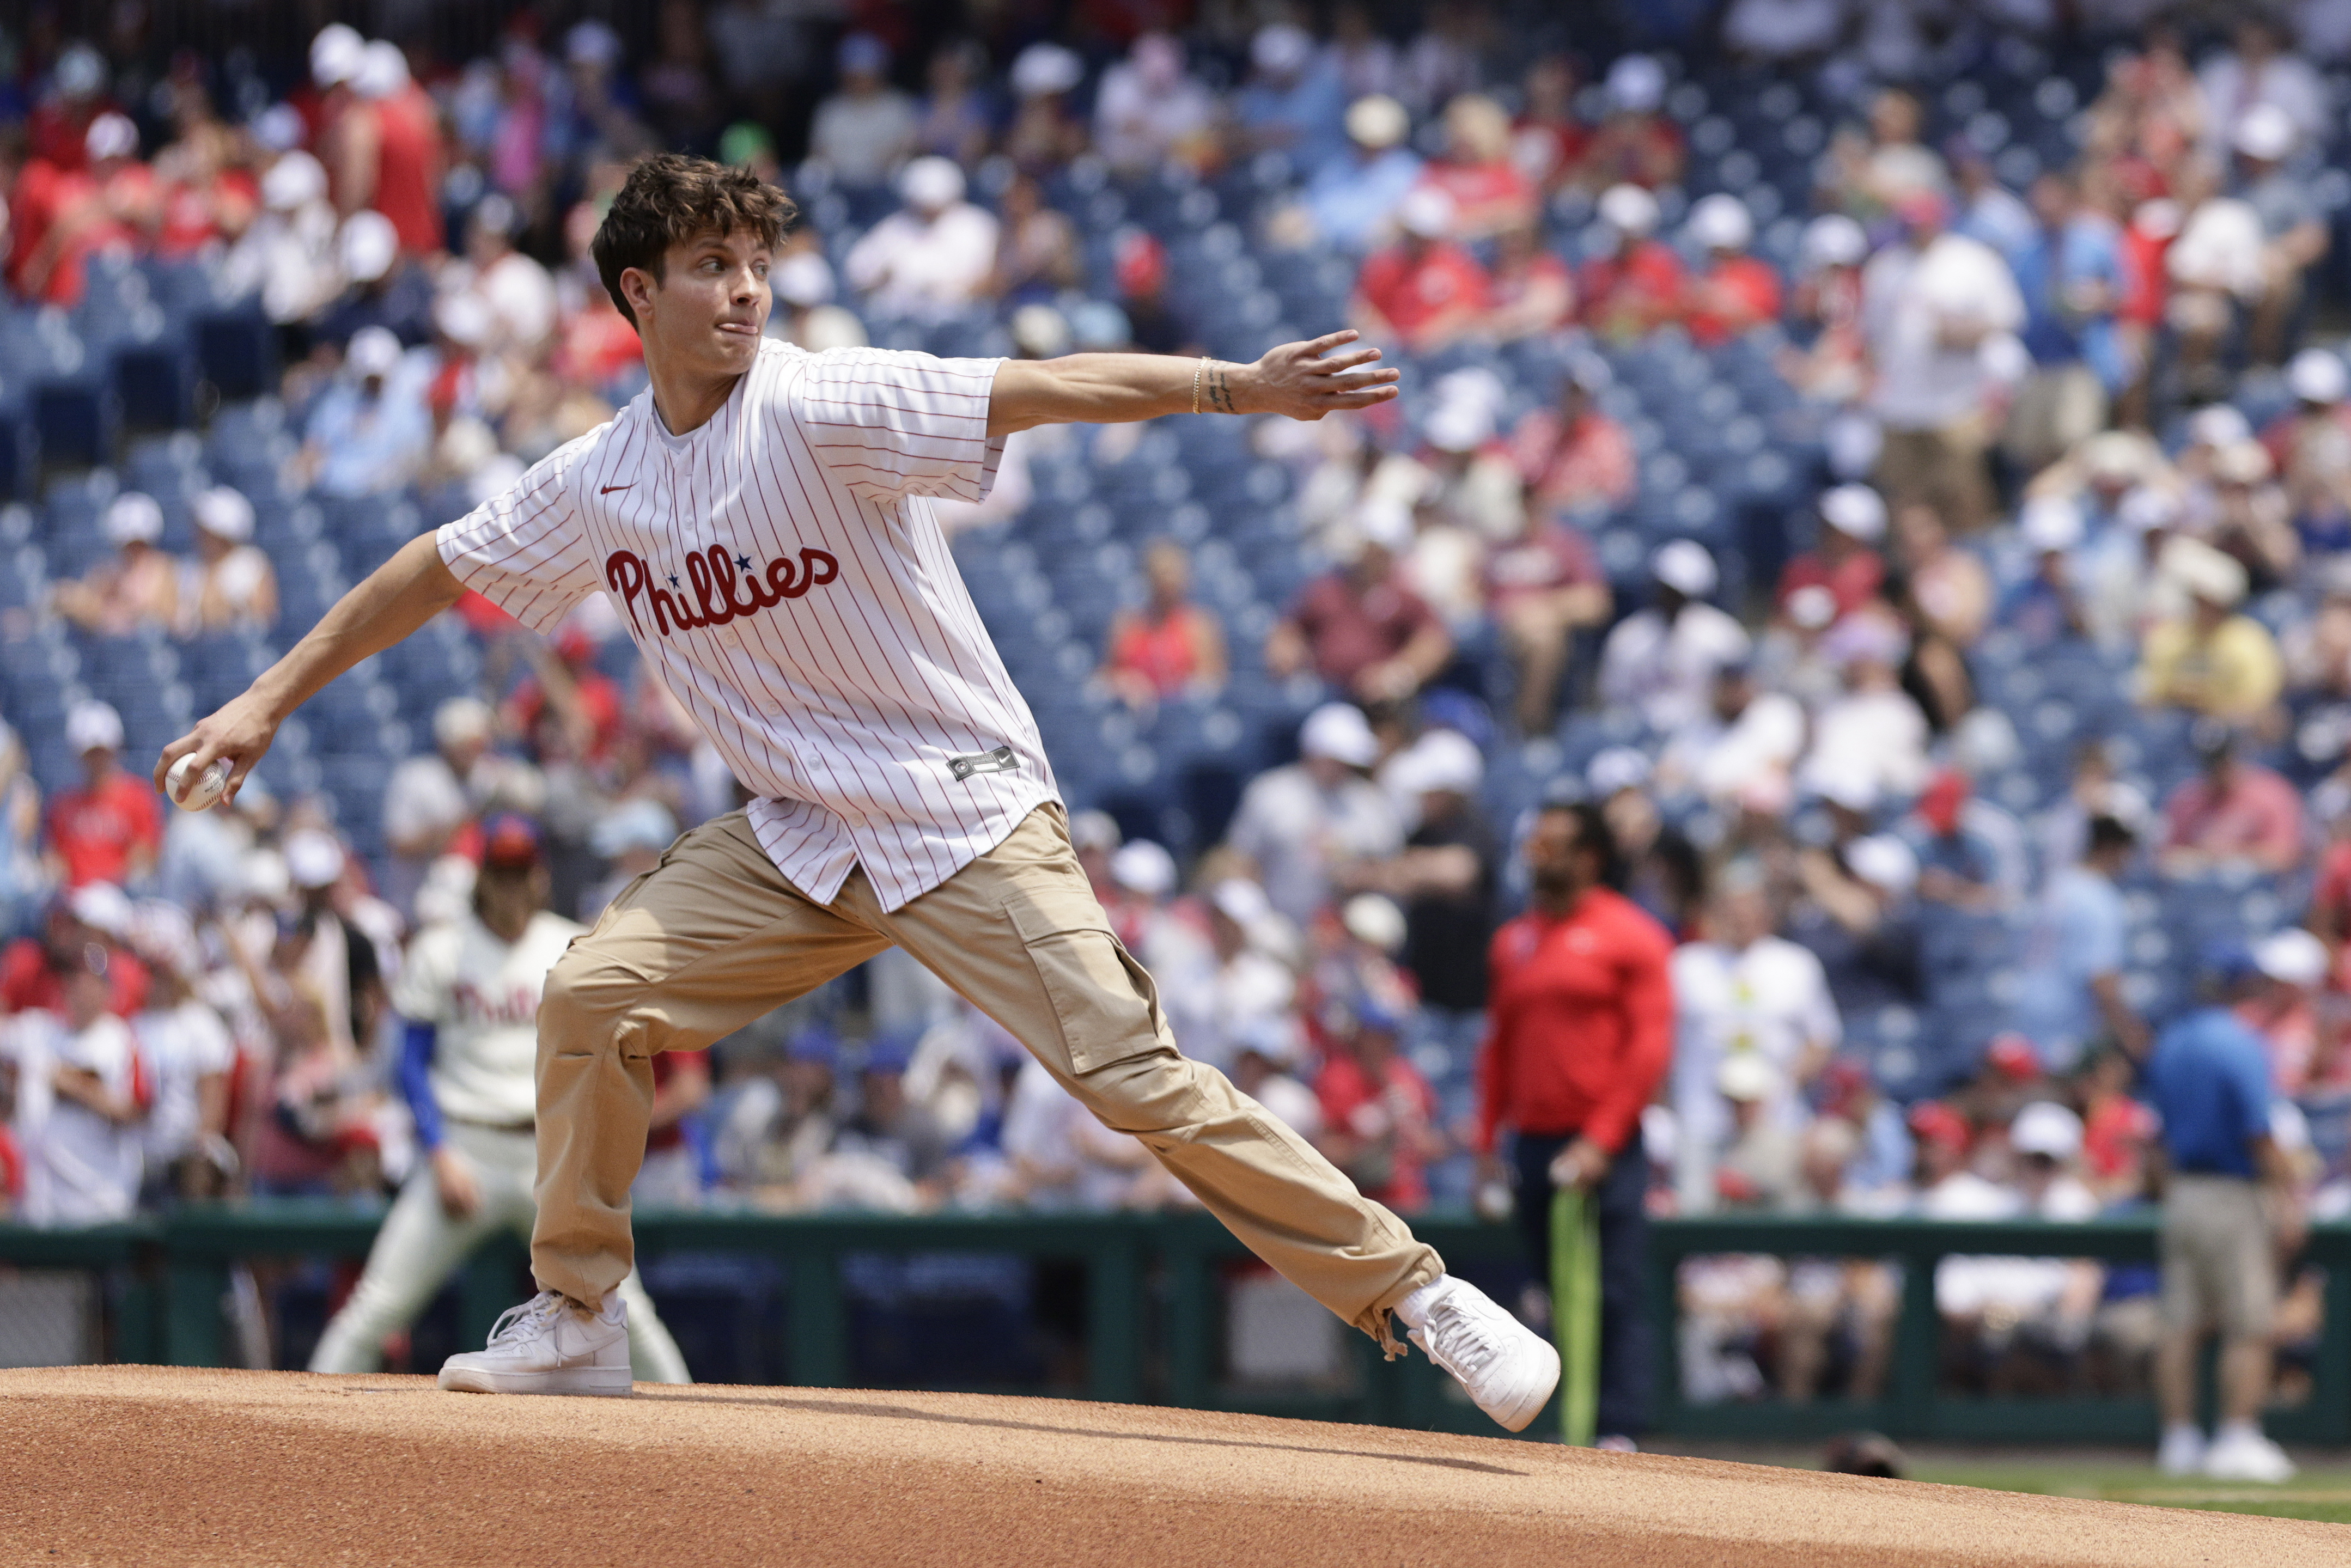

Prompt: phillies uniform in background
xmin=308 ymin=896 xmax=690 ymax=1381
xmin=1477 ymin=884 xmax=1674 ymax=1439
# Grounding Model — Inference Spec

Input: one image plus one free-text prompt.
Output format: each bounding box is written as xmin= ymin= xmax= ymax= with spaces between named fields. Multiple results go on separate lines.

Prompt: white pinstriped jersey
xmin=435 ymin=339 xmax=1058 ymax=912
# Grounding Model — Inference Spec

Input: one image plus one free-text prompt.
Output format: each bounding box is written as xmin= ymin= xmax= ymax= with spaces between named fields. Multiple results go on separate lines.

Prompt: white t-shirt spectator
xmin=1227 ymin=764 xmax=1404 ymax=925
xmin=1597 ymin=602 xmax=1752 ymax=735
xmin=132 ymin=999 xmax=233 ymax=1169
xmin=7 ymin=1010 xmax=145 ymax=1226
xmin=1862 ymin=233 xmax=2025 ymax=432
xmin=2167 ymin=198 xmax=2269 ymax=301
xmin=2198 ymin=46 xmax=2331 ymax=157
xmin=449 ymin=250 xmax=559 ymax=352
xmin=1658 ymin=690 xmax=1807 ymax=804
xmin=811 ymin=87 xmax=919 ymax=188
xmin=1671 ymin=936 xmax=1841 ymax=1207
xmin=1093 ymin=48 xmax=1215 ymax=170
xmin=1807 ymin=685 xmax=1932 ymax=801
xmin=843 ymin=201 xmax=1001 ymax=319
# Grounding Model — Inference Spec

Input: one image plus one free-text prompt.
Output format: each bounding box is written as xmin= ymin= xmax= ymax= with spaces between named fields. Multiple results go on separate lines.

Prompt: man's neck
xmin=649 ymin=363 xmax=745 ymax=437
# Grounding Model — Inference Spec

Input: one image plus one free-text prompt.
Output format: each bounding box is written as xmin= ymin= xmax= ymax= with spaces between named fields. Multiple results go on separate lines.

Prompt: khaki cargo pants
xmin=531 ymin=803 xmax=1442 ymax=1344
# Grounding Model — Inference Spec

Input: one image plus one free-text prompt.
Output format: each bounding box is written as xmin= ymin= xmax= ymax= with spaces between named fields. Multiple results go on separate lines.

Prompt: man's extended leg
xmin=858 ymin=804 xmax=1440 ymax=1343
xmin=529 ymin=813 xmax=889 ymax=1304
xmin=310 ymin=1129 xmax=509 ymax=1372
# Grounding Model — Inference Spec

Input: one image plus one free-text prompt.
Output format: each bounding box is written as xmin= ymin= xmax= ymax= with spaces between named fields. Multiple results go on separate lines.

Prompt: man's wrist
xmin=1206 ymin=359 xmax=1254 ymax=416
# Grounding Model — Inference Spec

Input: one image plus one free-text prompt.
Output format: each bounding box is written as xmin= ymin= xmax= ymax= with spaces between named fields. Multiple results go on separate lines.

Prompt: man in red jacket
xmin=1478 ymin=798 xmax=1675 ymax=1445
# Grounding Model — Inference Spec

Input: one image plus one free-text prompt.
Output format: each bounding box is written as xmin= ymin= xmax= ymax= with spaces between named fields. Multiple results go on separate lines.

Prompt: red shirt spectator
xmin=647 ymin=1048 xmax=710 ymax=1154
xmin=1354 ymin=232 xmax=1491 ymax=352
xmin=7 ymin=146 xmax=147 ymax=308
xmin=0 ymin=938 xmax=149 ymax=1018
xmin=2309 ymin=838 xmax=2351 ymax=990
xmin=1578 ymin=237 xmax=1686 ymax=338
xmin=47 ymin=772 xmax=161 ymax=890
xmin=1509 ymin=382 xmax=1636 ymax=514
xmin=1278 ymin=565 xmax=1448 ymax=693
xmin=2160 ymin=758 xmax=2305 ymax=875
xmin=1685 ymin=254 xmax=1784 ymax=347
xmin=1415 ymin=158 xmax=1536 ymax=240
xmin=1315 ymin=1031 xmax=1441 ymax=1212
xmin=1477 ymin=881 xmax=1675 ymax=1155
xmin=1483 ymin=517 xmax=1605 ymax=613
xmin=1776 ymin=548 xmax=1887 ymax=617
xmin=370 ymin=76 xmax=447 ymax=255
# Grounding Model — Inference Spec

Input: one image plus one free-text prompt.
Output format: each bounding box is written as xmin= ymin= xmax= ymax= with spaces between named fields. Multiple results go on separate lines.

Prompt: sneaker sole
xmin=1488 ymin=1340 xmax=1563 ymax=1433
xmin=437 ymin=1365 xmax=634 ymax=1397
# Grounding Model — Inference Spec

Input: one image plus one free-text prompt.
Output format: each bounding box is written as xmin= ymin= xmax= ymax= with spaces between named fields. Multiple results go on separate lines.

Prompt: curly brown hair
xmin=592 ymin=152 xmax=797 ymax=328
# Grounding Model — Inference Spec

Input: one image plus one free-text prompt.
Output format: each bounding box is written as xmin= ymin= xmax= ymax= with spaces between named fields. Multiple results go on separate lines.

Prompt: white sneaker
xmin=2155 ymin=1424 xmax=2206 ymax=1477
xmin=2201 ymin=1428 xmax=2295 ymax=1484
xmin=437 ymin=1290 xmax=634 ymax=1397
xmin=1404 ymin=1277 xmax=1561 ymax=1433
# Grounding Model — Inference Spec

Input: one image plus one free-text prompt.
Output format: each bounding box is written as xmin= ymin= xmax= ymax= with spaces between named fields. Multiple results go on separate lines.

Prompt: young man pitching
xmin=159 ymin=153 xmax=1557 ymax=1427
xmin=307 ymin=814 xmax=691 ymax=1384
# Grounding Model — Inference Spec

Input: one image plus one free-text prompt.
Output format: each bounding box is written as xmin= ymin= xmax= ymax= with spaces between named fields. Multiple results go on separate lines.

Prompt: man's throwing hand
xmin=1234 ymin=330 xmax=1402 ymax=422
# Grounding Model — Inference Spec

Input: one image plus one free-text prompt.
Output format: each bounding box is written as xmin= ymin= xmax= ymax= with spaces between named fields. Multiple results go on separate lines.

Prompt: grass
xmin=1903 ymin=1460 xmax=2351 ymax=1526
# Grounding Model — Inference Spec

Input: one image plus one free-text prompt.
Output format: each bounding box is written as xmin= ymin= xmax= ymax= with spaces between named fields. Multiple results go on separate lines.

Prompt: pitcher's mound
xmin=1 ymin=1366 xmax=2340 ymax=1565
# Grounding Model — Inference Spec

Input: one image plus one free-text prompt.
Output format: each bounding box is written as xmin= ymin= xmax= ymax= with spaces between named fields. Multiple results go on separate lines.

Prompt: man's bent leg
xmin=532 ymin=811 xmax=888 ymax=1304
xmin=862 ymin=805 xmax=1442 ymax=1341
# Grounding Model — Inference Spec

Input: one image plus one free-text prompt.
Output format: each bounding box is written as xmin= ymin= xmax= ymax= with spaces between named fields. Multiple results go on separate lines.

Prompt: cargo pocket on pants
xmin=1005 ymin=886 xmax=1167 ymax=1074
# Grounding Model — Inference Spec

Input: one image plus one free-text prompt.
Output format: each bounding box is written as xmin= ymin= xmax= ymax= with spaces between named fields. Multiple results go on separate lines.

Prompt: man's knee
xmin=1065 ymin=1047 xmax=1216 ymax=1138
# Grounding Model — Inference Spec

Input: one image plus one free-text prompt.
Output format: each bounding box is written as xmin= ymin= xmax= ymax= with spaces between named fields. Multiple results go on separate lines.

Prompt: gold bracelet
xmin=1192 ymin=356 xmax=1206 ymax=416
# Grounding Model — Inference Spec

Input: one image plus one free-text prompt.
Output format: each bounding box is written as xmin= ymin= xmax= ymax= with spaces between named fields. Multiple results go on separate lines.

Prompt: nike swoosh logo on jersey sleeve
xmin=601 ymin=484 xmax=633 ymax=494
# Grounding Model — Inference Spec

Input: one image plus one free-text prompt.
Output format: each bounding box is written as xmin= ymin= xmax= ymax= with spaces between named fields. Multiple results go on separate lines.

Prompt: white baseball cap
xmin=2118 ymin=487 xmax=2179 ymax=534
xmin=2255 ymin=926 xmax=2330 ymax=988
xmin=1687 ymin=193 xmax=1753 ymax=252
xmin=1423 ymin=396 xmax=1492 ymax=453
xmin=1651 ymin=539 xmax=1718 ymax=597
xmin=284 ymin=829 xmax=348 ymax=891
xmin=1342 ymin=893 xmax=1408 ymax=953
xmin=1210 ymin=876 xmax=1272 ymax=926
xmin=263 ymin=150 xmax=327 ymax=212
xmin=2011 ymin=1100 xmax=2084 ymax=1160
xmin=1717 ymin=1052 xmax=1780 ymax=1103
xmin=1605 ymin=54 xmax=1666 ymax=114
xmin=1391 ymin=728 xmax=1484 ymax=797
xmin=1819 ymin=483 xmax=1887 ymax=542
xmin=1251 ymin=23 xmax=1313 ymax=76
xmin=1397 ymin=185 xmax=1457 ymax=240
xmin=2189 ymin=404 xmax=2252 ymax=449
xmin=1847 ymin=833 xmax=1918 ymax=894
xmin=2019 ymin=496 xmax=2082 ymax=553
xmin=129 ymin=899 xmax=202 ymax=977
xmin=355 ymin=39 xmax=410 ymax=100
xmin=103 ymin=491 xmax=164 ymax=546
xmin=310 ymin=23 xmax=366 ymax=88
xmin=1069 ymin=808 xmax=1123 ymax=854
xmin=66 ymin=699 xmax=125 ymax=754
xmin=1598 ymin=182 xmax=1660 ymax=237
xmin=1109 ymin=839 xmax=1178 ymax=899
xmin=2234 ymin=102 xmax=2297 ymax=162
xmin=193 ymin=485 xmax=255 ymax=542
xmin=346 ymin=324 xmax=403 ymax=380
xmin=1300 ymin=701 xmax=1380 ymax=767
xmin=1787 ymin=584 xmax=1838 ymax=630
xmin=69 ymin=881 xmax=135 ymax=939
xmin=1345 ymin=94 xmax=1409 ymax=150
xmin=84 ymin=112 xmax=137 ymax=163
xmin=1587 ymin=745 xmax=1652 ymax=797
xmin=2289 ymin=347 xmax=2349 ymax=405
xmin=899 ymin=155 xmax=966 ymax=210
xmin=340 ymin=210 xmax=399 ymax=282
xmin=1353 ymin=497 xmax=1413 ymax=554
xmin=1802 ymin=213 xmax=1867 ymax=269
xmin=773 ymin=252 xmax=836 ymax=309
xmin=433 ymin=695 xmax=494 ymax=750
xmin=1010 ymin=41 xmax=1084 ymax=97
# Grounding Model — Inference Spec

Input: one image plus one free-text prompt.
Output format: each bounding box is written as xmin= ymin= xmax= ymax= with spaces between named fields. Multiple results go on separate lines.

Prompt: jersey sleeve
xmin=435 ymin=430 xmax=605 ymax=634
xmin=794 ymin=347 xmax=1008 ymax=504
xmin=390 ymin=928 xmax=454 ymax=1025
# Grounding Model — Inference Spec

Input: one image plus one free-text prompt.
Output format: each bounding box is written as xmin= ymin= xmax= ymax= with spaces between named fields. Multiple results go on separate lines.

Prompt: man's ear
xmin=620 ymin=265 xmax=657 ymax=321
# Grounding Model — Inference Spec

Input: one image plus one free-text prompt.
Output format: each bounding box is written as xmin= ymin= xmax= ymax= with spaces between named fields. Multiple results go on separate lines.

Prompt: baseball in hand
xmin=167 ymin=754 xmax=232 ymax=812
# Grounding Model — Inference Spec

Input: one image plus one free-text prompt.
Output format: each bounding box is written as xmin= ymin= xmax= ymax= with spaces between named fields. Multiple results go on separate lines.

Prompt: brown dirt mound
xmin=0 ymin=1366 xmax=2341 ymax=1566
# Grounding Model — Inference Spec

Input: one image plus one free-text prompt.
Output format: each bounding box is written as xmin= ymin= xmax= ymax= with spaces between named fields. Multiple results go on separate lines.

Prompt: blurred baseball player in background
xmin=165 ymin=152 xmax=1556 ymax=1426
xmin=308 ymin=814 xmax=689 ymax=1383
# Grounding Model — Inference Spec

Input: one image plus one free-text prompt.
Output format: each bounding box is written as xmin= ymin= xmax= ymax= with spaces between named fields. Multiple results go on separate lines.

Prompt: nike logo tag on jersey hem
xmin=948 ymin=746 xmax=1019 ymax=781
xmin=601 ymin=484 xmax=633 ymax=493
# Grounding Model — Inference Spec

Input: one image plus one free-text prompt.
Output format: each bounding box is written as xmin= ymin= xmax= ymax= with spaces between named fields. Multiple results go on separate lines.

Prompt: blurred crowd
xmin=3 ymin=1 xmax=2351 ymax=1406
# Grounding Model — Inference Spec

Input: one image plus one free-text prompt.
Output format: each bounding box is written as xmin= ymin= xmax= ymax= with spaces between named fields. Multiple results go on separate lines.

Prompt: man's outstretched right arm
xmin=153 ymin=532 xmax=465 ymax=805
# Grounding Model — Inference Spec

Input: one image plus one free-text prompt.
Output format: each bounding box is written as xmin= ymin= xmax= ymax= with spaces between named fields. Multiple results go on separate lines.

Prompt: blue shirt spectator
xmin=1235 ymin=25 xmax=1350 ymax=175
xmin=2145 ymin=1004 xmax=2273 ymax=1177
xmin=2008 ymin=180 xmax=2125 ymax=393
xmin=1303 ymin=139 xmax=1423 ymax=252
xmin=2011 ymin=839 xmax=2130 ymax=1071
xmin=299 ymin=326 xmax=433 ymax=499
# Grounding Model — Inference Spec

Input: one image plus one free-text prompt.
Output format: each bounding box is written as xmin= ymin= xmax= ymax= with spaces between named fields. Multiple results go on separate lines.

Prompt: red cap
xmin=1819 ymin=1059 xmax=1870 ymax=1115
xmin=1894 ymin=188 xmax=1950 ymax=228
xmin=1908 ymin=1100 xmax=1971 ymax=1153
xmin=554 ymin=625 xmax=595 ymax=664
xmin=1918 ymin=770 xmax=1969 ymax=835
xmin=1114 ymin=229 xmax=1167 ymax=299
xmin=1985 ymin=1032 xmax=2041 ymax=1083
xmin=480 ymin=813 xmax=544 ymax=870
